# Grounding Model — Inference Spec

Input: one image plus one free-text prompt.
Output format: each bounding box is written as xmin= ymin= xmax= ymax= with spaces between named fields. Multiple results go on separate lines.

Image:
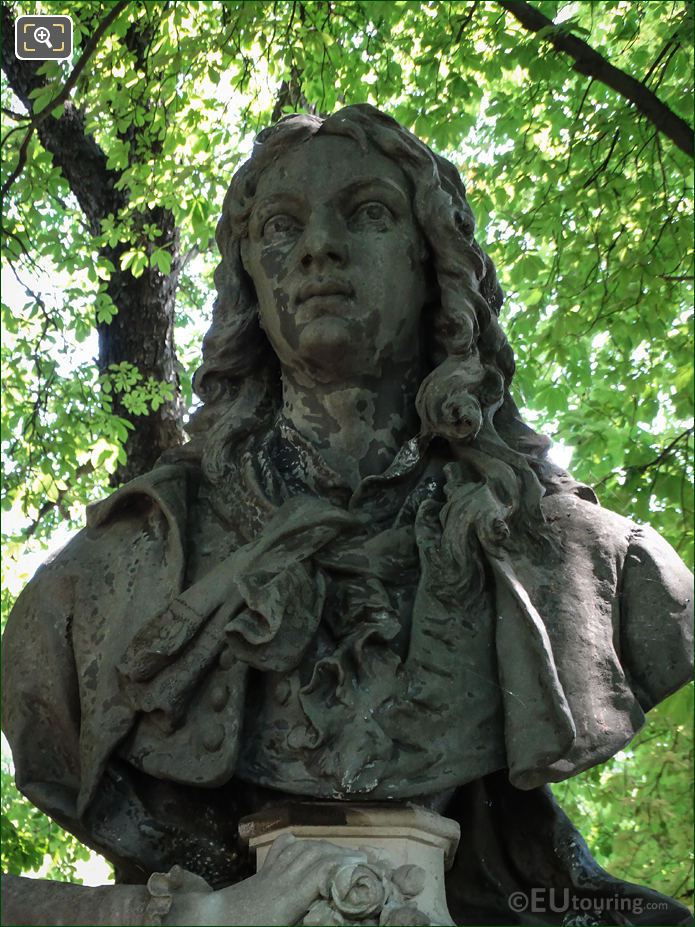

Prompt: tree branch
xmin=23 ymin=463 xmax=93 ymax=540
xmin=2 ymin=2 xmax=185 ymax=483
xmin=2 ymin=105 xmax=30 ymax=120
xmin=454 ymin=1 xmax=478 ymax=45
xmin=497 ymin=0 xmax=694 ymax=158
xmin=1 ymin=0 xmax=129 ymax=203
xmin=2 ymin=10 xmax=134 ymax=230
xmin=592 ymin=428 xmax=694 ymax=490
xmin=632 ymin=428 xmax=693 ymax=475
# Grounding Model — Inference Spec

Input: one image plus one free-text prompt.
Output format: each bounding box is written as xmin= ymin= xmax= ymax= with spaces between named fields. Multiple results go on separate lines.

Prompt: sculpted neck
xmin=279 ymin=361 xmax=423 ymax=490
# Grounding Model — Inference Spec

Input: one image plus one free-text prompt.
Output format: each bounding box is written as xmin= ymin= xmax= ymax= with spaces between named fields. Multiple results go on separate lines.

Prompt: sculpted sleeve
xmin=498 ymin=492 xmax=693 ymax=789
xmin=1 ymin=874 xmax=149 ymax=926
xmin=2 ymin=466 xmax=191 ymax=863
xmin=619 ymin=522 xmax=693 ymax=712
xmin=2 ymin=546 xmax=83 ymax=828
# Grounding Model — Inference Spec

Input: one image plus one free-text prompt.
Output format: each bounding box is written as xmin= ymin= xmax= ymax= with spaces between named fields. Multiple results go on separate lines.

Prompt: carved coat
xmin=2 ymin=425 xmax=692 ymax=922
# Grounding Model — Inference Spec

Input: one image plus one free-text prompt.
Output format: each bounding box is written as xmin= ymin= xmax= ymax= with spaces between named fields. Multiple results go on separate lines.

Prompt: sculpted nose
xmin=299 ymin=212 xmax=348 ymax=270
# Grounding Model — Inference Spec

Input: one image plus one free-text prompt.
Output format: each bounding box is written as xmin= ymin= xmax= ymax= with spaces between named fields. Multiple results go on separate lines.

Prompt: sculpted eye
xmin=262 ymin=214 xmax=301 ymax=241
xmin=351 ymin=201 xmax=394 ymax=230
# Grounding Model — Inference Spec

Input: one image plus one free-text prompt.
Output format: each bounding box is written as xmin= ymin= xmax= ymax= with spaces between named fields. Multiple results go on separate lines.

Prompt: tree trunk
xmin=1 ymin=5 xmax=185 ymax=486
xmin=100 ymin=212 xmax=185 ymax=484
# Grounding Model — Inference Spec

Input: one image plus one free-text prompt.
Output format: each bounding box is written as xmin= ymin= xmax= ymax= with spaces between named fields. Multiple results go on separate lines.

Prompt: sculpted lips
xmin=297 ymin=278 xmax=355 ymax=305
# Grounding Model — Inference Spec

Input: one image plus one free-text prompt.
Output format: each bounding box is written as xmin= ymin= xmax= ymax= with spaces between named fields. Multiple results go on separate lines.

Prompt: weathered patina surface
xmin=3 ymin=105 xmax=692 ymax=925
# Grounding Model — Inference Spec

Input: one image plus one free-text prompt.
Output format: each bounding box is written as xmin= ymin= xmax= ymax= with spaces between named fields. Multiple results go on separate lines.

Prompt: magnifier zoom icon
xmin=34 ymin=26 xmax=53 ymax=47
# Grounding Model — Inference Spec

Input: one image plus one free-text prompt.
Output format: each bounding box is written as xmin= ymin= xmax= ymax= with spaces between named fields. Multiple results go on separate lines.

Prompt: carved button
xmin=219 ymin=646 xmax=234 ymax=670
xmin=274 ymin=678 xmax=291 ymax=706
xmin=210 ymin=683 xmax=228 ymax=711
xmin=201 ymin=723 xmax=225 ymax=752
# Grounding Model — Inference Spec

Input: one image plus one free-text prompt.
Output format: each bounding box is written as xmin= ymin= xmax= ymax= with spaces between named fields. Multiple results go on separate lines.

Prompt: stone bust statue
xmin=2 ymin=104 xmax=692 ymax=926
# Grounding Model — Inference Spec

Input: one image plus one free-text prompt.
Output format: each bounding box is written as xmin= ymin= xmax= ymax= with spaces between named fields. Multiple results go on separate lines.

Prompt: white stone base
xmin=240 ymin=803 xmax=460 ymax=926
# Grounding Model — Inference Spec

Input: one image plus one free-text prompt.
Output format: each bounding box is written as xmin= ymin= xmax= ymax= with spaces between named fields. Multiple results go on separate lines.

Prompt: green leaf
xmin=151 ymin=248 xmax=172 ymax=275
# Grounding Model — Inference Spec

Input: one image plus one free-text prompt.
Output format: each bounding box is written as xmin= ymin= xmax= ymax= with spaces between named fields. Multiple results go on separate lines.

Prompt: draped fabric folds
xmin=2 ymin=423 xmax=692 ymax=923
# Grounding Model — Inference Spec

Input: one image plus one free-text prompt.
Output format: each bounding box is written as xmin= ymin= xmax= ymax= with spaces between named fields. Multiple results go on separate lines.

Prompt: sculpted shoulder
xmin=4 ymin=464 xmax=193 ymax=699
xmin=541 ymin=489 xmax=693 ymax=712
xmin=541 ymin=489 xmax=692 ymax=589
xmin=6 ymin=466 xmax=191 ymax=647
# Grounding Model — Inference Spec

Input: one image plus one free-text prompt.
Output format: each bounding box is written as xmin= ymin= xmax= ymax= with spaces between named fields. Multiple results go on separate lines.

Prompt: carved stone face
xmin=241 ymin=134 xmax=429 ymax=382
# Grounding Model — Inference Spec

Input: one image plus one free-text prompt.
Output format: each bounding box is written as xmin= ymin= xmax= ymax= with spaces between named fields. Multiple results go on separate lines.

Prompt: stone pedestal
xmin=239 ymin=803 xmax=459 ymax=926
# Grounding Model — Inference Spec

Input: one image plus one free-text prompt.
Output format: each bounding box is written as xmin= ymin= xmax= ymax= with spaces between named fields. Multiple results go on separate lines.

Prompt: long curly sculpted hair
xmin=171 ymin=104 xmax=592 ymax=536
